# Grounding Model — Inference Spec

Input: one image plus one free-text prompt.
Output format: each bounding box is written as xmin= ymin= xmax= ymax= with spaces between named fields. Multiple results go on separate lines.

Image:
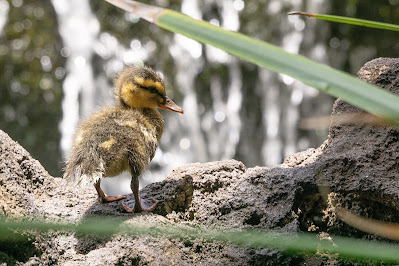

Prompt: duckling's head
xmin=115 ymin=66 xmax=183 ymax=114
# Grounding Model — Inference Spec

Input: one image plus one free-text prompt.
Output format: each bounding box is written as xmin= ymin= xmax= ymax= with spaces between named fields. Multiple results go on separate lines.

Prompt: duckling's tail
xmin=63 ymin=145 xmax=105 ymax=188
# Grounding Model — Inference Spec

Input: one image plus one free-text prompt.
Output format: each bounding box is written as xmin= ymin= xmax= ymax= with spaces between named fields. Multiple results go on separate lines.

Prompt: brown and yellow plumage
xmin=63 ymin=66 xmax=183 ymax=213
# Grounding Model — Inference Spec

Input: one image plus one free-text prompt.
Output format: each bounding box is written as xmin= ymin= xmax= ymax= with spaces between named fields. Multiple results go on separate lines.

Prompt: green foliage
xmin=2 ymin=216 xmax=399 ymax=263
xmin=153 ymin=9 xmax=399 ymax=124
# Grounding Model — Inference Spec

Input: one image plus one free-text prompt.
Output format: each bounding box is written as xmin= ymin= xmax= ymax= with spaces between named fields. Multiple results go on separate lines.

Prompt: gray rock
xmin=1 ymin=58 xmax=399 ymax=265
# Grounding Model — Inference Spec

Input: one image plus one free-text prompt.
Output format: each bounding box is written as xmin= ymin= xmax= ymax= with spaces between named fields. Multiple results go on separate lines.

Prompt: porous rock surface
xmin=1 ymin=58 xmax=399 ymax=265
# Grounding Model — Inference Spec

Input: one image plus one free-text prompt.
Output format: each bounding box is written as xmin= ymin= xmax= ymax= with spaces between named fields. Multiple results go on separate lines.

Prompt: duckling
xmin=64 ymin=65 xmax=183 ymax=213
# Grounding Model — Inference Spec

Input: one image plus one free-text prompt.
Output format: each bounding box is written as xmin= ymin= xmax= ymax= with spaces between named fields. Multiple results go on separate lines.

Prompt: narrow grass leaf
xmin=2 ymin=217 xmax=399 ymax=262
xmin=289 ymin=12 xmax=399 ymax=32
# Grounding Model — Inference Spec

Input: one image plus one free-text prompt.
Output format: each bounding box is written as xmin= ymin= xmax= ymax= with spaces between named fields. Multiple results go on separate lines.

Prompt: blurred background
xmin=1 ymin=0 xmax=399 ymax=194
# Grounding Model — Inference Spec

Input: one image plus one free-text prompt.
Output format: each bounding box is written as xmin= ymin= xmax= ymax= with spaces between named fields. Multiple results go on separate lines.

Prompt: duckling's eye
xmin=148 ymin=87 xmax=157 ymax=94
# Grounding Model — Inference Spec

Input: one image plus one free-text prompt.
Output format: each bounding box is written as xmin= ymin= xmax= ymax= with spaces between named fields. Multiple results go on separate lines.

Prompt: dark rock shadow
xmin=74 ymin=174 xmax=193 ymax=254
xmin=0 ymin=228 xmax=41 ymax=264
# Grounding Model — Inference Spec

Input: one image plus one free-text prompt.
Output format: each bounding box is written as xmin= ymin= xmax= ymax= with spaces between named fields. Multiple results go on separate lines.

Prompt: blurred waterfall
xmin=52 ymin=0 xmax=99 ymax=159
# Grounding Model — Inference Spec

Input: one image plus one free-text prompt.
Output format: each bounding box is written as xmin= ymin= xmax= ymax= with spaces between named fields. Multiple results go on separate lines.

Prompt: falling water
xmin=51 ymin=0 xmax=99 ymax=158
xmin=53 ymin=0 xmax=331 ymax=195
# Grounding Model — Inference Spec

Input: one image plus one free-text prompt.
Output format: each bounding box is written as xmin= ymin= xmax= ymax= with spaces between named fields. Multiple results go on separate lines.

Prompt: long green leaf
xmin=289 ymin=12 xmax=399 ymax=32
xmin=105 ymin=0 xmax=399 ymax=125
xmin=2 ymin=216 xmax=399 ymax=262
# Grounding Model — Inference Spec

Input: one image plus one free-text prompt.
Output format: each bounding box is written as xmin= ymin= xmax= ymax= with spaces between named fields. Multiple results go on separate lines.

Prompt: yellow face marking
xmin=134 ymin=77 xmax=165 ymax=95
xmin=121 ymin=83 xmax=160 ymax=109
xmin=121 ymin=83 xmax=139 ymax=107
xmin=99 ymin=136 xmax=116 ymax=150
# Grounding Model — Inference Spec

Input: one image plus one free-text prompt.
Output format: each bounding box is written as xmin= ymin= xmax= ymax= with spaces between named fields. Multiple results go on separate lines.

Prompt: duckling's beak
xmin=158 ymin=96 xmax=184 ymax=114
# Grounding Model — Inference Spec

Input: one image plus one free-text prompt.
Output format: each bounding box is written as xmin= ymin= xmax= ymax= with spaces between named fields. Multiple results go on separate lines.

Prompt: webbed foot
xmin=95 ymin=179 xmax=127 ymax=203
xmin=100 ymin=195 xmax=127 ymax=203
xmin=122 ymin=199 xmax=158 ymax=213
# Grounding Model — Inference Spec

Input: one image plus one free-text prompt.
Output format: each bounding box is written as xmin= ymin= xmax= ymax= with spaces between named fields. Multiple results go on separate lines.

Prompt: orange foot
xmin=100 ymin=195 xmax=127 ymax=203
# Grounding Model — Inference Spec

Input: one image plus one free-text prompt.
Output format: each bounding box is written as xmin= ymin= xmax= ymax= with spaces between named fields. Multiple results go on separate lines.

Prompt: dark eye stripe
xmin=134 ymin=82 xmax=165 ymax=98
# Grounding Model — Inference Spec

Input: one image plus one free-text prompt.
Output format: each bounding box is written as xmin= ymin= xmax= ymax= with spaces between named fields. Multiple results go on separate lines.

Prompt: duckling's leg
xmin=94 ymin=179 xmax=126 ymax=203
xmin=122 ymin=167 xmax=158 ymax=213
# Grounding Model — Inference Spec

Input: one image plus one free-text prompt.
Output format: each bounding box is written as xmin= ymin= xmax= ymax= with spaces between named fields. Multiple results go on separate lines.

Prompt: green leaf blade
xmin=158 ymin=10 xmax=399 ymax=124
